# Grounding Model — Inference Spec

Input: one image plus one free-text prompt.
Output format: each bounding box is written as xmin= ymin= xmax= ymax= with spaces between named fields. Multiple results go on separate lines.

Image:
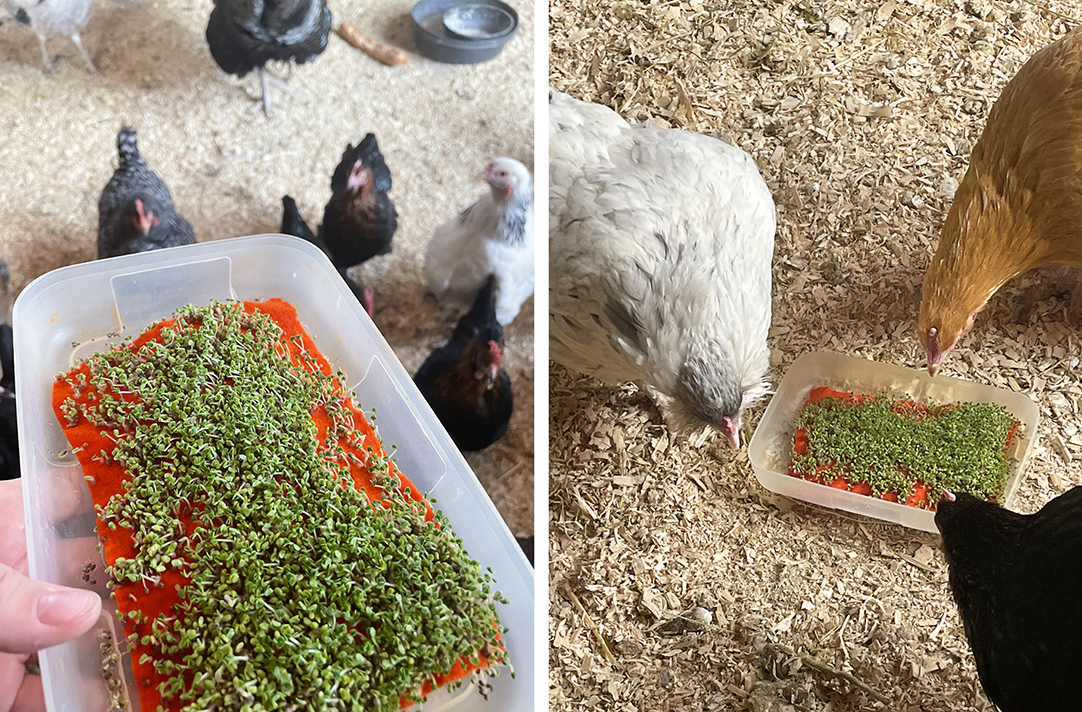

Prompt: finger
xmin=0 ymin=652 xmax=31 ymax=712
xmin=11 ymin=675 xmax=44 ymax=712
xmin=0 ymin=480 xmax=26 ymax=571
xmin=0 ymin=564 xmax=101 ymax=655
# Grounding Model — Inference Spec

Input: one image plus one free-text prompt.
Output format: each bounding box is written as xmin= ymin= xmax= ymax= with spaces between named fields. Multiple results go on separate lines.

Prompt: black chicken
xmin=414 ymin=275 xmax=512 ymax=452
xmin=515 ymin=536 xmax=534 ymax=567
xmin=935 ymin=488 xmax=1082 ymax=712
xmin=205 ymin=0 xmax=331 ymax=115
xmin=98 ymin=127 xmax=195 ymax=260
xmin=319 ymin=134 xmax=397 ymax=269
xmin=0 ymin=261 xmax=17 ymax=481
xmin=281 ymin=195 xmax=373 ymax=316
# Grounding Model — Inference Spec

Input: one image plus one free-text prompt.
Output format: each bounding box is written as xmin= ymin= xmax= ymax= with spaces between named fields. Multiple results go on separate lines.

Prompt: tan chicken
xmin=919 ymin=30 xmax=1082 ymax=375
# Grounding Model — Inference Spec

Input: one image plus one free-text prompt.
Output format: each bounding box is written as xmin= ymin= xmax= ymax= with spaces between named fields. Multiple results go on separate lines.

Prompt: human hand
xmin=0 ymin=478 xmax=102 ymax=712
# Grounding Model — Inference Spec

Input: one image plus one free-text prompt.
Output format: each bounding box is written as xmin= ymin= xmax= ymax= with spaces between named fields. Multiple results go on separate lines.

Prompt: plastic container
xmin=411 ymin=0 xmax=518 ymax=64
xmin=747 ymin=351 xmax=1040 ymax=533
xmin=14 ymin=235 xmax=534 ymax=712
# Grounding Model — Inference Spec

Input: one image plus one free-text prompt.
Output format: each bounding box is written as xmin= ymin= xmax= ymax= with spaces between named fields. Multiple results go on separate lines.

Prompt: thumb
xmin=0 ymin=563 xmax=102 ymax=654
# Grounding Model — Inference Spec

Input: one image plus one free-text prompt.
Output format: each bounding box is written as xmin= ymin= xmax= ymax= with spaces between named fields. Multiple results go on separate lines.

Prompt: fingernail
xmin=36 ymin=588 xmax=99 ymax=627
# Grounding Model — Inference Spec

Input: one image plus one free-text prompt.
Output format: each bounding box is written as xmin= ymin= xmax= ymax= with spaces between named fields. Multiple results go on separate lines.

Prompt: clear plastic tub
xmin=747 ymin=351 xmax=1040 ymax=533
xmin=14 ymin=235 xmax=534 ymax=712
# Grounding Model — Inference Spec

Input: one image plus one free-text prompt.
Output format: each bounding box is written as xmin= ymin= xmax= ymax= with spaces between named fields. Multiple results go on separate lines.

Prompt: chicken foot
xmin=33 ymin=29 xmax=96 ymax=72
xmin=1013 ymin=266 xmax=1082 ymax=325
xmin=248 ymin=67 xmax=291 ymax=116
xmin=69 ymin=30 xmax=95 ymax=72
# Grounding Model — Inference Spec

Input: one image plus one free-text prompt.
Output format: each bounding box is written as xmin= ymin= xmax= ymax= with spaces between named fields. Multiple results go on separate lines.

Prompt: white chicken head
xmin=483 ymin=157 xmax=532 ymax=202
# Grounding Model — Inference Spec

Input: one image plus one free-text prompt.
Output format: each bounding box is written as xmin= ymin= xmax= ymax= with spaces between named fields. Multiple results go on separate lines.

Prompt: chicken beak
xmin=720 ymin=415 xmax=741 ymax=448
xmin=926 ymin=328 xmax=942 ymax=376
xmin=347 ymin=161 xmax=368 ymax=191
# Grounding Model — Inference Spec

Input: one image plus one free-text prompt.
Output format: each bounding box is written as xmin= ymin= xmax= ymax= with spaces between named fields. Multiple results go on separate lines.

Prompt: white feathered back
xmin=549 ymin=89 xmax=775 ymax=435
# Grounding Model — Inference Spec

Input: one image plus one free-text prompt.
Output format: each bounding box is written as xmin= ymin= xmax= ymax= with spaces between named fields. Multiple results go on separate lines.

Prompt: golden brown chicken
xmin=919 ymin=30 xmax=1082 ymax=375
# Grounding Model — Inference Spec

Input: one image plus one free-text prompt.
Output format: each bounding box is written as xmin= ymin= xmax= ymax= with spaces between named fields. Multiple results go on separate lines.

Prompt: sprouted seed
xmin=54 ymin=299 xmax=508 ymax=712
xmin=789 ymin=387 xmax=1019 ymax=505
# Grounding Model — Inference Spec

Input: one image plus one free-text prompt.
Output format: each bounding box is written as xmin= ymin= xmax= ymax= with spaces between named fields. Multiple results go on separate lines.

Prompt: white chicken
xmin=424 ymin=157 xmax=534 ymax=326
xmin=2 ymin=0 xmax=95 ymax=71
xmin=549 ymin=89 xmax=776 ymax=447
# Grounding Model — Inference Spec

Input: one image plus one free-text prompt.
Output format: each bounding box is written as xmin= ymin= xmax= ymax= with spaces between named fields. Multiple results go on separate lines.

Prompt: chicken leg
xmin=33 ymin=28 xmax=95 ymax=72
xmin=33 ymin=30 xmax=52 ymax=71
xmin=69 ymin=30 xmax=95 ymax=72
xmin=248 ymin=68 xmax=290 ymax=116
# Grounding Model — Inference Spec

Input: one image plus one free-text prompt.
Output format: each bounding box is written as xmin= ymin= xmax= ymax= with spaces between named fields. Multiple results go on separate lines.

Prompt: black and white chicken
xmin=98 ymin=127 xmax=195 ymax=260
xmin=423 ymin=157 xmax=534 ymax=326
xmin=936 ymin=488 xmax=1082 ymax=712
xmin=205 ymin=0 xmax=332 ymax=115
xmin=414 ymin=275 xmax=513 ymax=453
xmin=548 ymin=89 xmax=775 ymax=447
xmin=319 ymin=133 xmax=397 ymax=270
xmin=1 ymin=0 xmax=95 ymax=71
xmin=281 ymin=195 xmax=373 ymax=316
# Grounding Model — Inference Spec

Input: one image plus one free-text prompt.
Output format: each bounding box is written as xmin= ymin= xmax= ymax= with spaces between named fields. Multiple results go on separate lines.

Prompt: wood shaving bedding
xmin=550 ymin=1 xmax=1078 ymax=709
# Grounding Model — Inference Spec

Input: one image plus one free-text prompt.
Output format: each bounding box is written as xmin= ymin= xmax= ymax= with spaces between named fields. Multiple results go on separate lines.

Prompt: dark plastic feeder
xmin=411 ymin=0 xmax=518 ymax=64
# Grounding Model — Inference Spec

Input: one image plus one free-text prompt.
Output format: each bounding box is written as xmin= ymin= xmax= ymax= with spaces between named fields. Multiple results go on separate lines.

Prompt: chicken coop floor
xmin=550 ymin=1 xmax=1080 ymax=711
xmin=0 ymin=0 xmax=534 ymax=535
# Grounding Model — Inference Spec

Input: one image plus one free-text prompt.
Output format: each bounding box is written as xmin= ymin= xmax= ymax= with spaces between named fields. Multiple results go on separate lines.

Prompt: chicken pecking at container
xmin=548 ymin=89 xmax=776 ymax=448
xmin=936 ymin=488 xmax=1082 ymax=712
xmin=919 ymin=29 xmax=1082 ymax=376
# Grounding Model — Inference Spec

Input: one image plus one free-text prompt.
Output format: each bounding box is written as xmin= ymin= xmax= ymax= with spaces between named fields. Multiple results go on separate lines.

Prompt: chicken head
xmin=346 ymin=161 xmax=372 ymax=192
xmin=483 ymin=158 xmax=531 ymax=201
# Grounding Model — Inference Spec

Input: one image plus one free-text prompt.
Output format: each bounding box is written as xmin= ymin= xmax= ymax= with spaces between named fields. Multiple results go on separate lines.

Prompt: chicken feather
xmin=936 ymin=488 xmax=1082 ymax=712
xmin=919 ymin=30 xmax=1082 ymax=374
xmin=548 ymin=89 xmax=775 ymax=446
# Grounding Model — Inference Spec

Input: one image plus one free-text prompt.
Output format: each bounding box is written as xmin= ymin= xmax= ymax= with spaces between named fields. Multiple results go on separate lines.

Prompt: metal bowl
xmin=410 ymin=0 xmax=519 ymax=64
xmin=442 ymin=3 xmax=515 ymax=40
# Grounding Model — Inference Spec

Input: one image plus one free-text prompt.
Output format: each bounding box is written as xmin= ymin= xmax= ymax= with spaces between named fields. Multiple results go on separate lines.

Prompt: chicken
xmin=935 ymin=488 xmax=1082 ymax=711
xmin=413 ymin=275 xmax=513 ymax=453
xmin=548 ymin=89 xmax=775 ymax=447
xmin=205 ymin=0 xmax=331 ymax=115
xmin=319 ymin=134 xmax=397 ymax=270
xmin=0 ymin=261 xmax=17 ymax=481
xmin=423 ymin=157 xmax=534 ymax=326
xmin=1 ymin=0 xmax=95 ymax=71
xmin=515 ymin=535 xmax=534 ymax=566
xmin=919 ymin=30 xmax=1082 ymax=375
xmin=281 ymin=195 xmax=373 ymax=316
xmin=98 ymin=127 xmax=195 ymax=260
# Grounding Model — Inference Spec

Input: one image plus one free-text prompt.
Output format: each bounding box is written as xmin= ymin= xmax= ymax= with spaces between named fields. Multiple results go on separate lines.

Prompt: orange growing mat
xmin=788 ymin=387 xmax=1019 ymax=509
xmin=53 ymin=299 xmax=506 ymax=711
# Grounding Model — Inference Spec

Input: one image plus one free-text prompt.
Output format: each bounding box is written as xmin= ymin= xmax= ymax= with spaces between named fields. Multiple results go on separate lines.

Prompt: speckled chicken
xmin=548 ymin=89 xmax=775 ymax=447
xmin=919 ymin=30 xmax=1082 ymax=375
xmin=936 ymin=488 xmax=1082 ymax=712
xmin=1 ymin=0 xmax=95 ymax=71
xmin=98 ymin=127 xmax=195 ymax=260
xmin=319 ymin=134 xmax=397 ymax=270
xmin=281 ymin=195 xmax=373 ymax=316
xmin=414 ymin=275 xmax=513 ymax=453
xmin=205 ymin=0 xmax=331 ymax=114
xmin=423 ymin=157 xmax=534 ymax=326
